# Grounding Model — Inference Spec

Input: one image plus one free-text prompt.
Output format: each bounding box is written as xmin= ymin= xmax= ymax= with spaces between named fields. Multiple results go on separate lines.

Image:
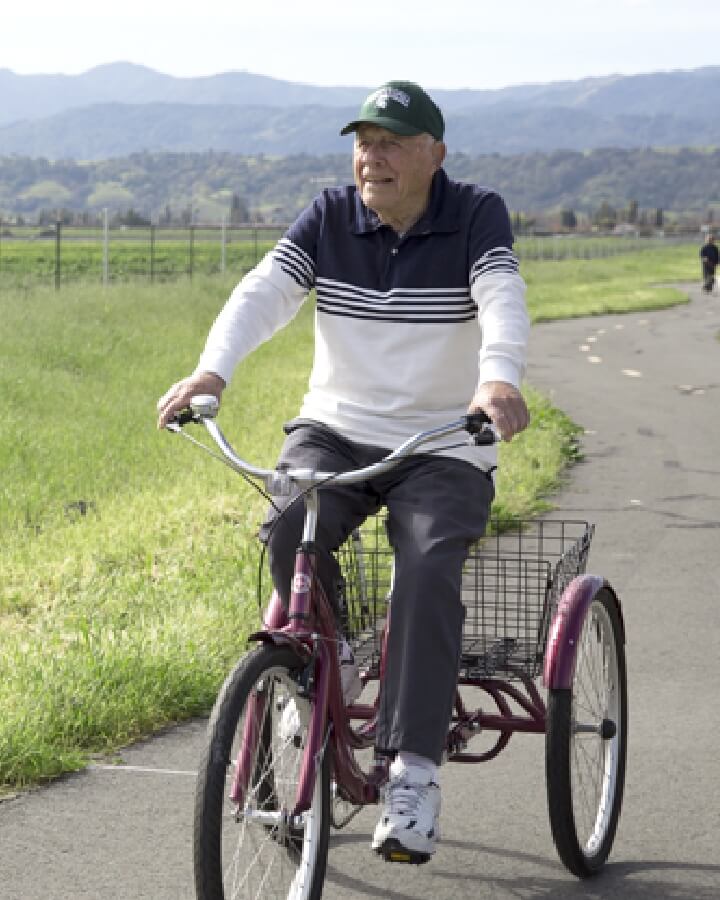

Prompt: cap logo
xmin=368 ymin=87 xmax=411 ymax=110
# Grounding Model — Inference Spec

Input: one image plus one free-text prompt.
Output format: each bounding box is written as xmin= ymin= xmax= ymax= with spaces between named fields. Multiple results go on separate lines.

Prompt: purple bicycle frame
xmin=230 ymin=565 xmax=620 ymax=812
xmin=445 ymin=574 xmax=618 ymax=762
xmin=230 ymin=547 xmax=381 ymax=814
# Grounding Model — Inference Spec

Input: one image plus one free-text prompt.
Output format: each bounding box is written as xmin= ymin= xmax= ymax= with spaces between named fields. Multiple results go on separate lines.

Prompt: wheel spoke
xmin=572 ymin=736 xmax=601 ymax=834
xmin=571 ymin=602 xmax=620 ymax=849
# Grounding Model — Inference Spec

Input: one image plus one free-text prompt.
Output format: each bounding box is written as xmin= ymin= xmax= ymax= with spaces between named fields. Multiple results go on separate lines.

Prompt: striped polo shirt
xmin=197 ymin=168 xmax=529 ymax=469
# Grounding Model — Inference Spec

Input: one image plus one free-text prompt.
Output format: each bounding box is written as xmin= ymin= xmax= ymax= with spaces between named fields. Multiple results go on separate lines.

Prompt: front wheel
xmin=546 ymin=587 xmax=628 ymax=877
xmin=194 ymin=644 xmax=331 ymax=900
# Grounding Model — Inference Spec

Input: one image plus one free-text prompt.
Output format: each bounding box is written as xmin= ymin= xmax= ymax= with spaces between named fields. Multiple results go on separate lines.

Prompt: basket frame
xmin=336 ymin=517 xmax=594 ymax=681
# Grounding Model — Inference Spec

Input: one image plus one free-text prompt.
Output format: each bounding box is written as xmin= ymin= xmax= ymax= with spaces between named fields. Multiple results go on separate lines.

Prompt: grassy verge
xmin=522 ymin=243 xmax=697 ymax=320
xmin=0 ymin=246 xmax=695 ymax=789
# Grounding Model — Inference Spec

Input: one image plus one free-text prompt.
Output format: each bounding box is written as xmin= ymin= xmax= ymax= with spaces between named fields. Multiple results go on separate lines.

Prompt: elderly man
xmin=158 ymin=80 xmax=529 ymax=862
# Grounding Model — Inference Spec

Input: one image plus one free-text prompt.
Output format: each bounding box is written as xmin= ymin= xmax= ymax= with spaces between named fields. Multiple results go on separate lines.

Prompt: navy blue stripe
xmin=277 ymin=237 xmax=314 ymax=275
xmin=473 ymin=265 xmax=518 ymax=279
xmin=471 ymin=250 xmax=519 ymax=282
xmin=316 ymin=304 xmax=477 ymax=323
xmin=317 ymin=294 xmax=476 ymax=312
xmin=316 ymin=277 xmax=468 ymax=301
xmin=273 ymin=241 xmax=315 ymax=287
xmin=277 ymin=260 xmax=312 ymax=288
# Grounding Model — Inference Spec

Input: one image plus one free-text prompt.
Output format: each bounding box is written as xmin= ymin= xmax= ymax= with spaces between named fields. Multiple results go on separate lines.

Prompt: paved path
xmin=2 ymin=286 xmax=720 ymax=899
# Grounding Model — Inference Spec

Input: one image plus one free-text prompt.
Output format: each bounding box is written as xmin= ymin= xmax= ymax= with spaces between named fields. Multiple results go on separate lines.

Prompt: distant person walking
xmin=699 ymin=233 xmax=718 ymax=293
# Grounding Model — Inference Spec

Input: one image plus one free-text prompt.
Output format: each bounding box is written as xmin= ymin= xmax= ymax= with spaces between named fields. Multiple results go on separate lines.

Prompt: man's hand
xmin=468 ymin=381 xmax=529 ymax=441
xmin=156 ymin=371 xmax=226 ymax=429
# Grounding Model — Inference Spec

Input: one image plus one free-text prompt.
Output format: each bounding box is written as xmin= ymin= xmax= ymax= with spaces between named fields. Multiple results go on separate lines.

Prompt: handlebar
xmin=167 ymin=394 xmax=498 ymax=496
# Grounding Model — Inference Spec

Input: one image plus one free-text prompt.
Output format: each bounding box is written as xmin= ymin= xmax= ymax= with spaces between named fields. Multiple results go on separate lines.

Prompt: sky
xmin=4 ymin=0 xmax=719 ymax=91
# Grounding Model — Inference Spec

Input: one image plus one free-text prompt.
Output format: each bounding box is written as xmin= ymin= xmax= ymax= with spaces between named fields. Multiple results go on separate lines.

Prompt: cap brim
xmin=340 ymin=116 xmax=424 ymax=137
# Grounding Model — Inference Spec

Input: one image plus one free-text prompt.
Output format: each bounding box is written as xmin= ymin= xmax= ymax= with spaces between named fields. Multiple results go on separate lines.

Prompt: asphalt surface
xmin=2 ymin=284 xmax=720 ymax=899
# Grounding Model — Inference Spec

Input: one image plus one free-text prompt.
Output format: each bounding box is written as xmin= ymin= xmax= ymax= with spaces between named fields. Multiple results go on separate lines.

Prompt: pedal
xmin=375 ymin=838 xmax=431 ymax=865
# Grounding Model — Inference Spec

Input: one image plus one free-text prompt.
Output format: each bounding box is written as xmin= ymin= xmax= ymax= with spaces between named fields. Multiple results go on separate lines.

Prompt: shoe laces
xmin=385 ymin=777 xmax=434 ymax=818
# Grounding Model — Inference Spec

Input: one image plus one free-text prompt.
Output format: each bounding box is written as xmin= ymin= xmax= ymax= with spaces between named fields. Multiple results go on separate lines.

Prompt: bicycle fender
xmin=247 ymin=629 xmax=312 ymax=662
xmin=543 ymin=575 xmax=623 ymax=690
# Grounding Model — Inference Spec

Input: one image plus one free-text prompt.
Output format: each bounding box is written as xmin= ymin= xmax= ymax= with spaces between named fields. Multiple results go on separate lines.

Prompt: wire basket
xmin=336 ymin=517 xmax=594 ymax=681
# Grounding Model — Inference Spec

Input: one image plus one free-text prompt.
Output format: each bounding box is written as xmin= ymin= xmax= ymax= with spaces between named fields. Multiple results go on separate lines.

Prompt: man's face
xmin=353 ymin=124 xmax=446 ymax=225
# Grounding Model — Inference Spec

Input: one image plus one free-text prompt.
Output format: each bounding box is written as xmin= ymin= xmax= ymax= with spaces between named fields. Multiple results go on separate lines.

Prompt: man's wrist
xmin=194 ymin=369 xmax=227 ymax=392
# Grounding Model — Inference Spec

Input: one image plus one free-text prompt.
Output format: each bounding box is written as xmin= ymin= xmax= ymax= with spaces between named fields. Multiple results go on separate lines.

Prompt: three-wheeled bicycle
xmin=168 ymin=395 xmax=627 ymax=900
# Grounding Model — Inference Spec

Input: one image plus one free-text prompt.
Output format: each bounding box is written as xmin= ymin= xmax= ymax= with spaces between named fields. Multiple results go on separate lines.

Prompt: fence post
xmin=55 ymin=221 xmax=61 ymax=290
xmin=102 ymin=208 xmax=109 ymax=286
xmin=150 ymin=225 xmax=155 ymax=282
xmin=188 ymin=225 xmax=195 ymax=280
xmin=221 ymin=218 xmax=226 ymax=274
xmin=253 ymin=226 xmax=258 ymax=266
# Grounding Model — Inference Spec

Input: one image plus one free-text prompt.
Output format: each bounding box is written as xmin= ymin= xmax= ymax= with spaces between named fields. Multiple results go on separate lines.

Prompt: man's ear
xmin=433 ymin=141 xmax=447 ymax=169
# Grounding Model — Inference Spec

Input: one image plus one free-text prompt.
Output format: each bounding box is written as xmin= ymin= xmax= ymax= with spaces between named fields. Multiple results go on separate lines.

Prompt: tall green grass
xmin=0 ymin=245 xmax=696 ymax=789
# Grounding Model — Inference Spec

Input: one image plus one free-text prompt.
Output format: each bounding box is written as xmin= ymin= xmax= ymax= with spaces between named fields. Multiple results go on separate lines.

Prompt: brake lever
xmin=166 ymin=395 xmax=220 ymax=432
xmin=462 ymin=411 xmax=492 ymax=434
xmin=462 ymin=411 xmax=499 ymax=444
xmin=166 ymin=408 xmax=197 ymax=430
xmin=473 ymin=424 xmax=499 ymax=446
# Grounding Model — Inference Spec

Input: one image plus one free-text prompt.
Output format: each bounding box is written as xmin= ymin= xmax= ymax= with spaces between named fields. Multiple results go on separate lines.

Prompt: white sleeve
xmin=472 ymin=270 xmax=529 ymax=388
xmin=195 ymin=251 xmax=309 ymax=385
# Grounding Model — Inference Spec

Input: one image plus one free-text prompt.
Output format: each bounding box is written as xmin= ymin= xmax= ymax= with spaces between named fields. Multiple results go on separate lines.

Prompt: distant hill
xmin=0 ymin=64 xmax=368 ymax=125
xmin=1 ymin=63 xmax=719 ymax=158
xmin=1 ymin=101 xmax=719 ymax=160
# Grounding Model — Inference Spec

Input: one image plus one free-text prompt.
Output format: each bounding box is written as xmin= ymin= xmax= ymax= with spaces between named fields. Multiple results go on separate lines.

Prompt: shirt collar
xmin=351 ymin=169 xmax=459 ymax=236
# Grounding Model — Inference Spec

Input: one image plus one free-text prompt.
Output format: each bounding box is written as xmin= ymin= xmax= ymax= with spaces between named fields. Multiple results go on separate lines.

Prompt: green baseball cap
xmin=340 ymin=80 xmax=445 ymax=141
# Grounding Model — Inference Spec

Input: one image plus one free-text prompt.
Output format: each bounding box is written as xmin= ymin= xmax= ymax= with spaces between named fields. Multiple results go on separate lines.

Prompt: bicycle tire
xmin=194 ymin=644 xmax=331 ymax=900
xmin=546 ymin=587 xmax=627 ymax=877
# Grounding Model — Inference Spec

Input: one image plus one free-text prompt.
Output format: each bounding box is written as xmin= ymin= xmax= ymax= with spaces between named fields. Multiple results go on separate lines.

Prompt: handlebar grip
xmin=190 ymin=394 xmax=220 ymax=419
xmin=462 ymin=411 xmax=492 ymax=434
xmin=170 ymin=395 xmax=220 ymax=429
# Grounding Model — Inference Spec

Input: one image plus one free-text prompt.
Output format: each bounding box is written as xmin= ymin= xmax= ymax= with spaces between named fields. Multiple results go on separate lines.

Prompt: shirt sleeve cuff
xmin=478 ymin=357 xmax=524 ymax=388
xmin=194 ymin=356 xmax=234 ymax=387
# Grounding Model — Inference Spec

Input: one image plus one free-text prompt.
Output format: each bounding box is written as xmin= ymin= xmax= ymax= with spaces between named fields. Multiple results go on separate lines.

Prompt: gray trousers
xmin=259 ymin=420 xmax=494 ymax=765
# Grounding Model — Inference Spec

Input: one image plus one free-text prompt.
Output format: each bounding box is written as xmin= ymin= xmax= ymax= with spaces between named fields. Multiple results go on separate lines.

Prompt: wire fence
xmin=0 ymin=223 xmax=285 ymax=290
xmin=0 ymin=221 xmax=701 ymax=290
xmin=516 ymin=234 xmax=697 ymax=260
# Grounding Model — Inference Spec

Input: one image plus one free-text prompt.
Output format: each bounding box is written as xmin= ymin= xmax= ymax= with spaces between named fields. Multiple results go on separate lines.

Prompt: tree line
xmin=1 ymin=147 xmax=718 ymax=229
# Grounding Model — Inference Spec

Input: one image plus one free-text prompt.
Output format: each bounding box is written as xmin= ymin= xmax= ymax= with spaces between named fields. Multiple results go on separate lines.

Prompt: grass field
xmin=522 ymin=243 xmax=697 ymax=319
xmin=0 ymin=243 xmax=698 ymax=789
xmin=0 ymin=227 xmax=695 ymax=289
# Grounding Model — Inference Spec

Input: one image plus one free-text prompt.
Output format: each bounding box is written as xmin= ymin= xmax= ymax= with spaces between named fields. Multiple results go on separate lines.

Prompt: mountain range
xmin=1 ymin=63 xmax=719 ymax=159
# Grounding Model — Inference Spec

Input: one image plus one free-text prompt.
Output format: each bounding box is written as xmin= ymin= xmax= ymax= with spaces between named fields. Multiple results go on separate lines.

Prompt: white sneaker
xmin=278 ymin=638 xmax=361 ymax=743
xmin=371 ymin=764 xmax=441 ymax=863
xmin=277 ymin=696 xmax=303 ymax=745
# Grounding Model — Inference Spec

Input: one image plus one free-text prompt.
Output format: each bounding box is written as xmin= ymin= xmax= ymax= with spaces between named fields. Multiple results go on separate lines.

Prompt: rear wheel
xmin=194 ymin=644 xmax=331 ymax=899
xmin=546 ymin=587 xmax=627 ymax=877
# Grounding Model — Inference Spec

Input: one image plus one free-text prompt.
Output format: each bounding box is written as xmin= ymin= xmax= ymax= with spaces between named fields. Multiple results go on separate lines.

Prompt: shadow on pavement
xmin=327 ymin=831 xmax=720 ymax=900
